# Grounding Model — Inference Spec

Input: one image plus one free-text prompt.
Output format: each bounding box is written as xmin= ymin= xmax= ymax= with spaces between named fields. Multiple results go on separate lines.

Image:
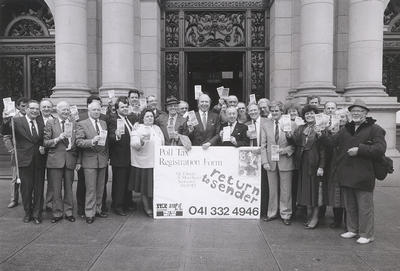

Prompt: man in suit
xmin=218 ymin=106 xmax=249 ymax=147
xmin=43 ymin=101 xmax=81 ymax=223
xmin=178 ymin=100 xmax=189 ymax=118
xmin=246 ymin=103 xmax=269 ymax=218
xmin=260 ymin=101 xmax=295 ymax=225
xmin=2 ymin=97 xmax=28 ymax=208
xmin=2 ymin=100 xmax=46 ymax=223
xmin=108 ymin=97 xmax=137 ymax=216
xmin=158 ymin=96 xmax=188 ymax=145
xmin=188 ymin=94 xmax=220 ymax=149
xmin=76 ymin=101 xmax=109 ymax=224
xmin=128 ymin=89 xmax=142 ymax=118
xmin=75 ymin=95 xmax=108 ymax=217
xmin=39 ymin=98 xmax=55 ymax=212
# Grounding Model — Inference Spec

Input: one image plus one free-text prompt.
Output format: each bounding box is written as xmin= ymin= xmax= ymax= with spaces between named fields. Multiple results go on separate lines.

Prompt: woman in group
xmin=288 ymin=104 xmax=325 ymax=229
xmin=129 ymin=109 xmax=165 ymax=217
xmin=325 ymin=109 xmax=350 ymax=228
xmin=237 ymin=102 xmax=250 ymax=124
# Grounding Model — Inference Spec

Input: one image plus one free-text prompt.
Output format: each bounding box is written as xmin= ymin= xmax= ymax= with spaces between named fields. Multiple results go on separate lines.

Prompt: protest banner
xmin=154 ymin=146 xmax=261 ymax=219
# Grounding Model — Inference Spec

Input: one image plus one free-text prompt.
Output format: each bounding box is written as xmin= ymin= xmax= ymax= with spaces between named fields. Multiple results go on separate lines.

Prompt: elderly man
xmin=43 ymin=101 xmax=81 ymax=223
xmin=258 ymin=98 xmax=270 ymax=118
xmin=188 ymin=94 xmax=220 ymax=149
xmin=246 ymin=103 xmax=269 ymax=217
xmin=108 ymin=97 xmax=137 ymax=216
xmin=261 ymin=101 xmax=295 ymax=225
xmin=158 ymin=96 xmax=187 ymax=145
xmin=323 ymin=99 xmax=386 ymax=244
xmin=2 ymin=97 xmax=29 ymax=208
xmin=218 ymin=106 xmax=249 ymax=147
xmin=39 ymin=98 xmax=55 ymax=212
xmin=2 ymin=100 xmax=46 ymax=223
xmin=76 ymin=101 xmax=109 ymax=224
xmin=178 ymin=100 xmax=189 ymax=117
xmin=226 ymin=95 xmax=239 ymax=107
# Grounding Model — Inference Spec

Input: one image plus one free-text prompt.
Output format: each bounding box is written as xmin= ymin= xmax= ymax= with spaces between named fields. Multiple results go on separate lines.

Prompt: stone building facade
xmin=0 ymin=0 xmax=400 ymax=181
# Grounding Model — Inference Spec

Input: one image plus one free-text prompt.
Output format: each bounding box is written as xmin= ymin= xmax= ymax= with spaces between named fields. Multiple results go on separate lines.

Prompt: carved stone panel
xmin=251 ymin=51 xmax=265 ymax=99
xmin=185 ymin=11 xmax=245 ymax=47
xmin=165 ymin=11 xmax=179 ymax=47
xmin=251 ymin=10 xmax=265 ymax=47
xmin=164 ymin=0 xmax=267 ymax=9
xmin=383 ymin=53 xmax=400 ymax=99
xmin=30 ymin=56 xmax=55 ymax=100
xmin=165 ymin=52 xmax=180 ymax=98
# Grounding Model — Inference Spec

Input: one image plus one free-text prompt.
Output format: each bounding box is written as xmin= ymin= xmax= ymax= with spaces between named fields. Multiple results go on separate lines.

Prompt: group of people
xmin=0 ymin=91 xmax=386 ymax=245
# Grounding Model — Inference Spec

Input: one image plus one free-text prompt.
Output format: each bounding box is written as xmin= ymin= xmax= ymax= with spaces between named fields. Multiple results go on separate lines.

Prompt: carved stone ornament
xmin=185 ymin=11 xmax=245 ymax=47
xmin=250 ymin=51 xmax=265 ymax=99
xmin=0 ymin=57 xmax=25 ymax=99
xmin=165 ymin=11 xmax=179 ymax=47
xmin=165 ymin=52 xmax=180 ymax=98
xmin=251 ymin=10 xmax=265 ymax=47
xmin=30 ymin=56 xmax=56 ymax=100
xmin=164 ymin=0 xmax=267 ymax=9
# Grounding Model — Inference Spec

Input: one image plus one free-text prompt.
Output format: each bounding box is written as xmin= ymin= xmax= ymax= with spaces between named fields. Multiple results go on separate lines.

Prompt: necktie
xmin=30 ymin=120 xmax=38 ymax=138
xmin=202 ymin=112 xmax=207 ymax=129
xmin=275 ymin=120 xmax=279 ymax=144
xmin=95 ymin=119 xmax=100 ymax=135
xmin=125 ymin=117 xmax=132 ymax=131
xmin=61 ymin=120 xmax=65 ymax=132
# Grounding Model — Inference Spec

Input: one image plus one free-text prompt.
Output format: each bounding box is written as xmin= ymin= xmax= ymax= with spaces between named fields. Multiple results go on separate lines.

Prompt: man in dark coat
xmin=218 ymin=106 xmax=249 ymax=147
xmin=188 ymin=94 xmax=220 ymax=148
xmin=2 ymin=100 xmax=46 ymax=223
xmin=324 ymin=99 xmax=386 ymax=244
xmin=158 ymin=96 xmax=188 ymax=145
xmin=108 ymin=97 xmax=137 ymax=216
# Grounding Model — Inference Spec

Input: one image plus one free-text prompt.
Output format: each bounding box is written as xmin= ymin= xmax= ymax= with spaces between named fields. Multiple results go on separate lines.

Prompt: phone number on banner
xmin=188 ymin=206 xmax=259 ymax=217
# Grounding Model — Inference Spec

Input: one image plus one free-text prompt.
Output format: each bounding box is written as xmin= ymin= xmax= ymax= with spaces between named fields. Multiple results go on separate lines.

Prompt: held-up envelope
xmin=194 ymin=85 xmax=202 ymax=100
xmin=3 ymin=101 xmax=16 ymax=117
xmin=167 ymin=125 xmax=176 ymax=139
xmin=222 ymin=126 xmax=231 ymax=142
xmin=271 ymin=144 xmax=280 ymax=161
xmin=64 ymin=122 xmax=73 ymax=138
xmin=222 ymin=88 xmax=229 ymax=98
xmin=247 ymin=123 xmax=257 ymax=139
xmin=139 ymin=98 xmax=147 ymax=109
xmin=187 ymin=111 xmax=199 ymax=126
xmin=315 ymin=113 xmax=324 ymax=127
xmin=98 ymin=130 xmax=108 ymax=146
xmin=217 ymin=86 xmax=224 ymax=98
xmin=281 ymin=114 xmax=292 ymax=132
xmin=294 ymin=116 xmax=305 ymax=126
xmin=108 ymin=90 xmax=115 ymax=99
xmin=117 ymin=119 xmax=125 ymax=135
xmin=249 ymin=94 xmax=256 ymax=104
xmin=70 ymin=105 xmax=79 ymax=121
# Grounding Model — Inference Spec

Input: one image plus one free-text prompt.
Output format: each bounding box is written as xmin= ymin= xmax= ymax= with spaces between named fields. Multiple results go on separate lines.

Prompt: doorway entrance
xmin=187 ymin=52 xmax=244 ymax=109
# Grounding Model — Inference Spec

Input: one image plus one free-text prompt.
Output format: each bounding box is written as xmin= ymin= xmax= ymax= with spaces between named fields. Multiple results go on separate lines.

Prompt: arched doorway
xmin=0 ymin=0 xmax=55 ymax=174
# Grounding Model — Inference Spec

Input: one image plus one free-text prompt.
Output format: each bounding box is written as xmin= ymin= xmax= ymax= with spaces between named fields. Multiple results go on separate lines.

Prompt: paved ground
xmin=0 ymin=180 xmax=399 ymax=271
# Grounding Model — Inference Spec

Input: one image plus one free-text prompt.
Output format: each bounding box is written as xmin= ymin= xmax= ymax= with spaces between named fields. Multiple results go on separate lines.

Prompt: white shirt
xmin=273 ymin=119 xmax=281 ymax=139
xmin=42 ymin=115 xmax=53 ymax=125
xmin=25 ymin=115 xmax=38 ymax=136
xmin=168 ymin=114 xmax=177 ymax=127
xmin=200 ymin=110 xmax=208 ymax=125
xmin=255 ymin=117 xmax=261 ymax=146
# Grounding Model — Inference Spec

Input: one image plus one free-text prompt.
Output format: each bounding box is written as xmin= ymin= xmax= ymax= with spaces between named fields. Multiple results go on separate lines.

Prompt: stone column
xmin=51 ymin=0 xmax=90 ymax=106
xmin=344 ymin=0 xmax=387 ymax=97
xmin=296 ymin=0 xmax=337 ymax=98
xmin=99 ymin=0 xmax=136 ymax=98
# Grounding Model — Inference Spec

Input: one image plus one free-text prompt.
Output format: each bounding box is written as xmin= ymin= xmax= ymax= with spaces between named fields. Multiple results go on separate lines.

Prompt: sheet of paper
xmin=167 ymin=125 xmax=176 ymax=139
xmin=117 ymin=119 xmax=125 ymax=135
xmin=271 ymin=144 xmax=280 ymax=161
xmin=247 ymin=123 xmax=256 ymax=139
xmin=3 ymin=101 xmax=16 ymax=117
xmin=64 ymin=122 xmax=73 ymax=138
xmin=139 ymin=98 xmax=147 ymax=109
xmin=249 ymin=94 xmax=256 ymax=104
xmin=281 ymin=114 xmax=292 ymax=132
xmin=314 ymin=113 xmax=323 ymax=127
xmin=330 ymin=114 xmax=341 ymax=132
xmin=101 ymin=107 xmax=107 ymax=115
xmin=217 ymin=86 xmax=224 ymax=98
xmin=222 ymin=126 xmax=231 ymax=142
xmin=222 ymin=88 xmax=229 ymax=98
xmin=70 ymin=105 xmax=79 ymax=120
xmin=3 ymin=97 xmax=12 ymax=104
xmin=194 ymin=85 xmax=202 ymax=100
xmin=98 ymin=130 xmax=108 ymax=146
xmin=108 ymin=90 xmax=115 ymax=99
xmin=187 ymin=111 xmax=198 ymax=126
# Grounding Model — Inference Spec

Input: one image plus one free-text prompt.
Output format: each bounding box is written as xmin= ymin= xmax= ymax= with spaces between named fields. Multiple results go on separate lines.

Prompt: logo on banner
xmin=156 ymin=203 xmax=183 ymax=217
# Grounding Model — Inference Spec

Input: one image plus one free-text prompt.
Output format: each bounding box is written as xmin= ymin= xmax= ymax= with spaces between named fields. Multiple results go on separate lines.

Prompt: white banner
xmin=154 ymin=146 xmax=261 ymax=219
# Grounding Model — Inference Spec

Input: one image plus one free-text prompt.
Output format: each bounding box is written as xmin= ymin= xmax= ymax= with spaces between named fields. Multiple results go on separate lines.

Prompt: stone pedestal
xmin=51 ymin=0 xmax=90 ymax=107
xmin=296 ymin=0 xmax=337 ymax=98
xmin=344 ymin=0 xmax=387 ymax=97
xmin=99 ymin=0 xmax=136 ymax=100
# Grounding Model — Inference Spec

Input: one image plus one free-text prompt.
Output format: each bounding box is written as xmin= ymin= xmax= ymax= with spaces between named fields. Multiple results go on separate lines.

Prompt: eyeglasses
xmin=350 ymin=110 xmax=366 ymax=113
